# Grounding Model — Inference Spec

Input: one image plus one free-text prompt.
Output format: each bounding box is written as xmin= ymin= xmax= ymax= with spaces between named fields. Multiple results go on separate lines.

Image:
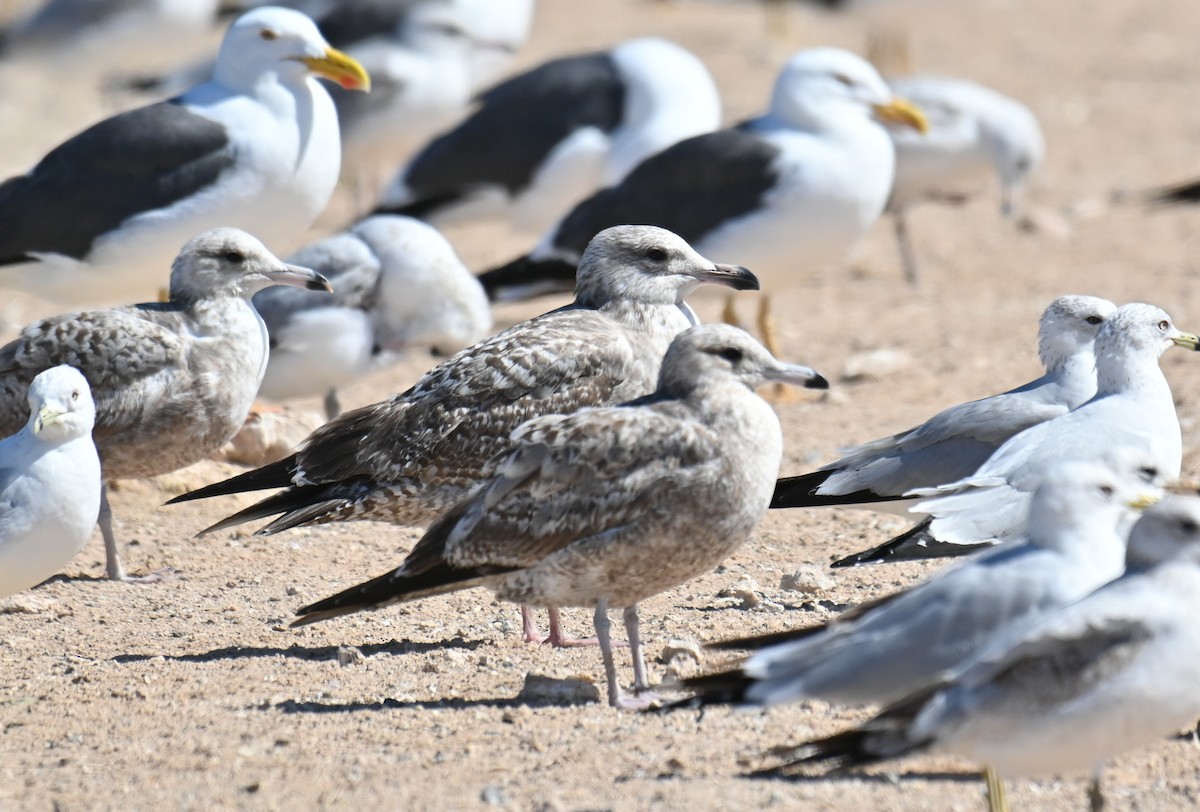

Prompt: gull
xmin=884 ymin=76 xmax=1044 ymax=283
xmin=290 ymin=324 xmax=829 ymax=708
xmin=0 ymin=6 xmax=368 ymax=305
xmin=477 ymin=47 xmax=927 ymax=354
xmin=373 ymin=37 xmax=721 ymax=236
xmin=772 ymin=295 xmax=1115 ymax=516
xmin=253 ymin=214 xmax=492 ymax=418
xmin=167 ymin=225 xmax=759 ymax=645
xmin=0 ymin=366 xmax=101 ymax=598
xmin=840 ymin=302 xmax=1200 ymax=566
xmin=667 ymin=455 xmax=1160 ymax=710
xmin=787 ymin=494 xmax=1200 ymax=812
xmin=0 ymin=229 xmax=330 ymax=581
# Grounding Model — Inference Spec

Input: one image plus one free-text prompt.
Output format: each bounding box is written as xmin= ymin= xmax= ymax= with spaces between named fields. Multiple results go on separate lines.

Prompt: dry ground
xmin=4 ymin=0 xmax=1200 ymax=809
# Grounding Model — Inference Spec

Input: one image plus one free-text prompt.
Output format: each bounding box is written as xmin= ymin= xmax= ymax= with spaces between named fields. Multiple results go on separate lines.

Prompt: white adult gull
xmin=0 ymin=229 xmax=331 ymax=581
xmin=0 ymin=366 xmax=102 ymax=599
xmin=290 ymin=324 xmax=828 ymax=708
xmin=884 ymin=76 xmax=1045 ymax=283
xmin=477 ymin=47 xmax=927 ymax=353
xmin=0 ymin=6 xmax=368 ymax=304
xmin=771 ymin=295 xmax=1114 ymax=515
xmin=786 ymin=494 xmax=1200 ymax=812
xmin=840 ymin=302 xmax=1200 ymax=566
xmin=168 ymin=225 xmax=761 ymax=645
xmin=253 ymin=214 xmax=492 ymax=418
xmin=666 ymin=455 xmax=1161 ymax=711
xmin=373 ymin=37 xmax=720 ymax=236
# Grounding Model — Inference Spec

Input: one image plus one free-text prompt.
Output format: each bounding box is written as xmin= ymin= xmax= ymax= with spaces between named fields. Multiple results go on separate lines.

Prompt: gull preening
xmin=840 ymin=302 xmax=1200 ymax=566
xmin=291 ymin=324 xmax=829 ymax=708
xmin=772 ymin=295 xmax=1115 ymax=515
xmin=668 ymin=455 xmax=1160 ymax=710
xmin=0 ymin=366 xmax=101 ymax=599
xmin=374 ymin=37 xmax=721 ymax=236
xmin=254 ymin=215 xmax=492 ymax=419
xmin=0 ymin=6 xmax=369 ymax=304
xmin=0 ymin=229 xmax=330 ymax=581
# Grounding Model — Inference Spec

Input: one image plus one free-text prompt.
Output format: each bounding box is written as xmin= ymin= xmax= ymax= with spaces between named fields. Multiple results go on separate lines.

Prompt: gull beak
xmin=302 ymin=47 xmax=371 ymax=92
xmin=765 ymin=362 xmax=829 ymax=391
xmin=1171 ymin=331 xmax=1200 ymax=351
xmin=264 ymin=263 xmax=333 ymax=293
xmin=873 ymin=97 xmax=929 ymax=134
xmin=692 ymin=263 xmax=760 ymax=292
xmin=34 ymin=404 xmax=63 ymax=434
xmin=1126 ymin=491 xmax=1164 ymax=511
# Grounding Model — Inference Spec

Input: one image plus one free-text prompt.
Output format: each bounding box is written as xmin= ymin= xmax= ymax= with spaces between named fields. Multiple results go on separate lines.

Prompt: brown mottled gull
xmin=0 ymin=228 xmax=331 ymax=581
xmin=171 ymin=224 xmax=759 ymax=645
xmin=292 ymin=324 xmax=829 ymax=708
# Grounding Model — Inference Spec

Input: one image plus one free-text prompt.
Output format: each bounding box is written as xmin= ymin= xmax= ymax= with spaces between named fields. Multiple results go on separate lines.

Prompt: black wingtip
xmin=1149 ymin=178 xmax=1200 ymax=206
xmin=829 ymin=518 xmax=992 ymax=568
xmin=164 ymin=455 xmax=298 ymax=506
xmin=477 ymin=256 xmax=578 ymax=303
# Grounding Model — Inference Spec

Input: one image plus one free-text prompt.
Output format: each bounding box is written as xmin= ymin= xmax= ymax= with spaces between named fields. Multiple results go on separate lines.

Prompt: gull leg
xmin=1087 ymin=771 xmax=1105 ymax=812
xmin=594 ymin=598 xmax=624 ymax=707
xmin=984 ymin=766 xmax=1009 ymax=812
xmin=757 ymin=296 xmax=797 ymax=403
xmin=721 ymin=293 xmax=742 ymax=329
xmin=894 ymin=211 xmax=920 ymax=286
xmin=545 ymin=606 xmax=622 ymax=648
xmin=99 ymin=483 xmax=125 ymax=582
xmin=323 ymin=388 xmax=342 ymax=421
xmin=623 ymin=605 xmax=650 ymax=692
xmin=521 ymin=605 xmax=546 ymax=644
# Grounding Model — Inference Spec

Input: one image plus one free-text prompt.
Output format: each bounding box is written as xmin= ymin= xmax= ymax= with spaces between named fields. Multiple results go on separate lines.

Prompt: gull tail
xmin=770 ymin=469 xmax=901 ymax=509
xmin=1148 ymin=178 xmax=1200 ymax=205
xmin=194 ymin=478 xmax=373 ymax=537
xmin=654 ymin=667 xmax=758 ymax=713
xmin=705 ymin=623 xmax=826 ymax=652
xmin=166 ymin=455 xmax=297 ymax=505
xmin=477 ymin=255 xmax=578 ymax=303
xmin=829 ymin=517 xmax=992 ymax=568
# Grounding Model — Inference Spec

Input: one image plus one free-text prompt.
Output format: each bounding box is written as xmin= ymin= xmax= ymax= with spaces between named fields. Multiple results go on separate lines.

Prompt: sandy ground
xmin=5 ymin=0 xmax=1200 ymax=809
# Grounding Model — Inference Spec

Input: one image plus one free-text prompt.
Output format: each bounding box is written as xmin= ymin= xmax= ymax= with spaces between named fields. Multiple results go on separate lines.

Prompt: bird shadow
xmin=111 ymin=637 xmax=486 ymax=665
xmin=257 ymin=696 xmax=533 ymax=714
xmin=742 ymin=765 xmax=979 ymax=785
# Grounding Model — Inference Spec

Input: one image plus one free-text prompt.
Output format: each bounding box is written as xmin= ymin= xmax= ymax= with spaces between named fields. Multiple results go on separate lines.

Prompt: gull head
xmin=657 ymin=324 xmax=829 ymax=397
xmin=574 ymin=225 xmax=758 ymax=307
xmin=216 ymin=7 xmax=370 ymax=93
xmin=170 ymin=228 xmax=332 ymax=302
xmin=771 ymin=48 xmax=927 ymax=135
xmin=25 ymin=365 xmax=95 ymax=444
xmin=1125 ymin=494 xmax=1200 ymax=570
xmin=1096 ymin=303 xmax=1200 ymax=363
xmin=1037 ymin=294 xmax=1117 ymax=370
xmin=982 ymin=100 xmax=1046 ymax=216
xmin=1027 ymin=455 xmax=1163 ymax=552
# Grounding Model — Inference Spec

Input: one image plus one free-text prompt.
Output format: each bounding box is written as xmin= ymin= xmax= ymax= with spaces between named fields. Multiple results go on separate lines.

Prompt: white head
xmin=169 ymin=228 xmax=332 ymax=303
xmin=574 ymin=225 xmax=759 ymax=308
xmin=215 ymin=6 xmax=370 ymax=93
xmin=24 ymin=366 xmax=95 ymax=445
xmin=1093 ymin=303 xmax=1200 ymax=390
xmin=656 ymin=324 xmax=828 ymax=398
xmin=981 ymin=97 xmax=1045 ymax=215
xmin=1125 ymin=495 xmax=1200 ymax=570
xmin=769 ymin=48 xmax=927 ymax=136
xmin=1036 ymin=295 xmax=1117 ymax=371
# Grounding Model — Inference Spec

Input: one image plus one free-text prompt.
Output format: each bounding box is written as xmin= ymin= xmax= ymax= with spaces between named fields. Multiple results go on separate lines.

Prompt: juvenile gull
xmin=772 ymin=295 xmax=1115 ymax=516
xmin=477 ymin=48 xmax=927 ymax=350
xmin=0 ymin=7 xmax=368 ymax=304
xmin=884 ymin=76 xmax=1044 ymax=284
xmin=667 ymin=455 xmax=1160 ymax=710
xmin=786 ymin=495 xmax=1200 ymax=812
xmin=253 ymin=214 xmax=492 ymax=418
xmin=842 ymin=303 xmax=1200 ymax=566
xmin=291 ymin=324 xmax=828 ymax=708
xmin=169 ymin=225 xmax=758 ymax=643
xmin=374 ymin=37 xmax=720 ymax=236
xmin=0 ymin=229 xmax=330 ymax=581
xmin=0 ymin=366 xmax=101 ymax=598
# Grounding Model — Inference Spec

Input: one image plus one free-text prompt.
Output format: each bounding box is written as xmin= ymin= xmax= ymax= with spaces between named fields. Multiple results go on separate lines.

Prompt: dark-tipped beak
xmin=767 ymin=362 xmax=829 ymax=390
xmin=694 ymin=263 xmax=759 ymax=291
xmin=265 ymin=263 xmax=333 ymax=292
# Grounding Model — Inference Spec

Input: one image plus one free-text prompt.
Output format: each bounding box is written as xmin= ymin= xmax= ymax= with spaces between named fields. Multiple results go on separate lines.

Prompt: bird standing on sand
xmin=292 ymin=324 xmax=829 ymax=708
xmin=0 ymin=229 xmax=331 ymax=581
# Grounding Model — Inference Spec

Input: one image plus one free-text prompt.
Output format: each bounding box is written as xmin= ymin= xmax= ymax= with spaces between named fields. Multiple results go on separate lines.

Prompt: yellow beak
xmin=1126 ymin=491 xmax=1163 ymax=511
xmin=302 ymin=47 xmax=371 ymax=92
xmin=873 ymin=97 xmax=929 ymax=134
xmin=1171 ymin=331 xmax=1200 ymax=351
xmin=34 ymin=405 xmax=62 ymax=434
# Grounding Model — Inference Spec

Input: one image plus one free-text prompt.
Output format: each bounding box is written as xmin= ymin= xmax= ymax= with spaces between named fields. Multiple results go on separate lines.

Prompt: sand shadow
xmin=111 ymin=637 xmax=487 ymax=664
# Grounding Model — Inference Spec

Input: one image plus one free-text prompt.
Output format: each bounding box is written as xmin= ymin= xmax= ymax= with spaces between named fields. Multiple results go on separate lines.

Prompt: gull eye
xmin=1180 ymin=518 xmax=1199 ymax=535
xmin=71 ymin=390 xmax=79 ymax=402
xmin=645 ymin=247 xmax=668 ymax=262
xmin=1139 ymin=466 xmax=1158 ymax=482
xmin=1158 ymin=320 xmax=1170 ymax=331
xmin=1085 ymin=315 xmax=1103 ymax=325
xmin=1098 ymin=484 xmax=1115 ymax=497
xmin=223 ymin=251 xmax=245 ymax=264
xmin=260 ymin=29 xmax=277 ymax=41
xmin=717 ymin=347 xmax=744 ymax=363
xmin=832 ymin=73 xmax=854 ymax=87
